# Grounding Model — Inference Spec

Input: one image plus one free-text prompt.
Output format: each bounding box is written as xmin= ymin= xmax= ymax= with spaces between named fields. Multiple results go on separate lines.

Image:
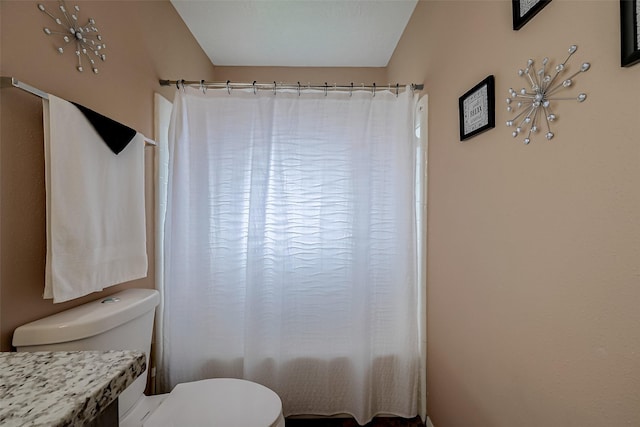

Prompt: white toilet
xmin=12 ymin=288 xmax=285 ymax=427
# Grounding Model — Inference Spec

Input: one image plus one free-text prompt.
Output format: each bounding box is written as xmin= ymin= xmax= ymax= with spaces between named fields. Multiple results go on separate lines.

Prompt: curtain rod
xmin=159 ymin=79 xmax=424 ymax=94
xmin=1 ymin=76 xmax=156 ymax=147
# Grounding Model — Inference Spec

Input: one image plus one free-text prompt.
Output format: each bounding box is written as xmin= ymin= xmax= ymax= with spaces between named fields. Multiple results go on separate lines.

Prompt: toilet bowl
xmin=12 ymin=288 xmax=285 ymax=427
xmin=124 ymin=378 xmax=284 ymax=427
xmin=118 ymin=378 xmax=285 ymax=427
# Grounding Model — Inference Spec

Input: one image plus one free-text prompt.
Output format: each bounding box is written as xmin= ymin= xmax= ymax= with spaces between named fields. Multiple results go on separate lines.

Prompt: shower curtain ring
xmin=324 ymin=82 xmax=328 ymax=96
xmin=350 ymin=82 xmax=353 ymax=97
xmin=396 ymin=83 xmax=399 ymax=97
xmin=200 ymin=80 xmax=206 ymax=94
xmin=297 ymin=81 xmax=301 ymax=96
xmin=372 ymin=83 xmax=376 ymax=97
xmin=180 ymin=79 xmax=185 ymax=91
xmin=273 ymin=81 xmax=277 ymax=95
xmin=226 ymin=80 xmax=231 ymax=95
xmin=253 ymin=81 xmax=257 ymax=95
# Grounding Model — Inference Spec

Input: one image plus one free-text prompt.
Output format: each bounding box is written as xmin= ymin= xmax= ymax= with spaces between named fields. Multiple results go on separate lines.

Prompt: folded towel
xmin=43 ymin=95 xmax=148 ymax=303
xmin=71 ymin=102 xmax=137 ymax=154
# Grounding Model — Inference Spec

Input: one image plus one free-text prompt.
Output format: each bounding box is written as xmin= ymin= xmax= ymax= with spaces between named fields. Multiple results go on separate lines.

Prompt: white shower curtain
xmin=161 ymin=86 xmax=420 ymax=424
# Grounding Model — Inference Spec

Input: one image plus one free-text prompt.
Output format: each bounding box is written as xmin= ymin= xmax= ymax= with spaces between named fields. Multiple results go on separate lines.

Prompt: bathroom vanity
xmin=0 ymin=350 xmax=146 ymax=426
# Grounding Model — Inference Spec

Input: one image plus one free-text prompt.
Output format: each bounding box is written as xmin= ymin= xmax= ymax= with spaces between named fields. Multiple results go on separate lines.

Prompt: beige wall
xmin=388 ymin=1 xmax=640 ymax=426
xmin=0 ymin=0 xmax=215 ymax=351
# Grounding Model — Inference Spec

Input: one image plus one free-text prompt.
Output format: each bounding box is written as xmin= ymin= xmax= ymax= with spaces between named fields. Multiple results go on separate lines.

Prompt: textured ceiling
xmin=170 ymin=0 xmax=418 ymax=67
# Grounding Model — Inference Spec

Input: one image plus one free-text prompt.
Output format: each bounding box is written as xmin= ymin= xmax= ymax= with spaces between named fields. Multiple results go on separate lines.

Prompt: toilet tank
xmin=12 ymin=288 xmax=160 ymax=419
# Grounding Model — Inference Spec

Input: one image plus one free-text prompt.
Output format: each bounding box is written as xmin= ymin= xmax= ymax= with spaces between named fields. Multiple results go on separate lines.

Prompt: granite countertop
xmin=0 ymin=350 xmax=146 ymax=427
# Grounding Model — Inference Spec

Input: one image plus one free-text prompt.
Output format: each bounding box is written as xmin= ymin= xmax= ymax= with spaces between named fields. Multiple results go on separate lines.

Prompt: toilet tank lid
xmin=12 ymin=288 xmax=160 ymax=348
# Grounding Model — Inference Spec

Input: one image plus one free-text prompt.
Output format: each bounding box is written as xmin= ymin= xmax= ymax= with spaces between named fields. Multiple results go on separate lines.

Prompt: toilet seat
xmin=143 ymin=378 xmax=285 ymax=427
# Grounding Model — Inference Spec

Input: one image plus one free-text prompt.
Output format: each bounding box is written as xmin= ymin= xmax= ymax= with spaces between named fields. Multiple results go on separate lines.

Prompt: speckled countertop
xmin=0 ymin=350 xmax=146 ymax=427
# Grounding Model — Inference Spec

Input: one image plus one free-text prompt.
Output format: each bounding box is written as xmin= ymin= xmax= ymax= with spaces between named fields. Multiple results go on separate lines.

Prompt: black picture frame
xmin=621 ymin=0 xmax=640 ymax=66
xmin=458 ymin=75 xmax=495 ymax=142
xmin=512 ymin=0 xmax=552 ymax=30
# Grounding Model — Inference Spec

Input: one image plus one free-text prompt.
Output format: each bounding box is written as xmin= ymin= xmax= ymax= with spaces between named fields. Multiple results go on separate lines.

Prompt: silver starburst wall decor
xmin=506 ymin=45 xmax=590 ymax=144
xmin=38 ymin=1 xmax=106 ymax=74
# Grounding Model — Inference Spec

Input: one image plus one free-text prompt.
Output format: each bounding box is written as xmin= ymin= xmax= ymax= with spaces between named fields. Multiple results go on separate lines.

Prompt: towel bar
xmin=1 ymin=76 xmax=157 ymax=147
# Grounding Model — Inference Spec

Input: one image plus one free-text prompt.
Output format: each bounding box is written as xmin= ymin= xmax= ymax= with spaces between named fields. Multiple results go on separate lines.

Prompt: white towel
xmin=43 ymin=95 xmax=148 ymax=303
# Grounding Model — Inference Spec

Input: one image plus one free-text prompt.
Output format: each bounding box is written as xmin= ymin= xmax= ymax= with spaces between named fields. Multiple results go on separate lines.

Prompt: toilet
xmin=12 ymin=288 xmax=285 ymax=427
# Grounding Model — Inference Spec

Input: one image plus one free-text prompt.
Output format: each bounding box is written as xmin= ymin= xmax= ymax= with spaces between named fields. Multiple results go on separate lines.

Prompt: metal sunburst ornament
xmin=38 ymin=1 xmax=106 ymax=74
xmin=506 ymin=45 xmax=590 ymax=144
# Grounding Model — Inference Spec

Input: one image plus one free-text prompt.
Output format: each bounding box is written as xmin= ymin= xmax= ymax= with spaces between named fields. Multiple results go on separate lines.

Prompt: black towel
xmin=71 ymin=102 xmax=137 ymax=155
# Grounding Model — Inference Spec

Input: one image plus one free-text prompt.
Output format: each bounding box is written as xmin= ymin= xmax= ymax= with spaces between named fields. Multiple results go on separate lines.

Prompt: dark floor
xmin=285 ymin=416 xmax=425 ymax=427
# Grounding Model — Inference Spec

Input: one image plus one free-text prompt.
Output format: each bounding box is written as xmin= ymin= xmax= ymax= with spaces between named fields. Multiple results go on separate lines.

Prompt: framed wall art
xmin=621 ymin=0 xmax=640 ymax=67
xmin=459 ymin=75 xmax=495 ymax=142
xmin=512 ymin=0 xmax=552 ymax=30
